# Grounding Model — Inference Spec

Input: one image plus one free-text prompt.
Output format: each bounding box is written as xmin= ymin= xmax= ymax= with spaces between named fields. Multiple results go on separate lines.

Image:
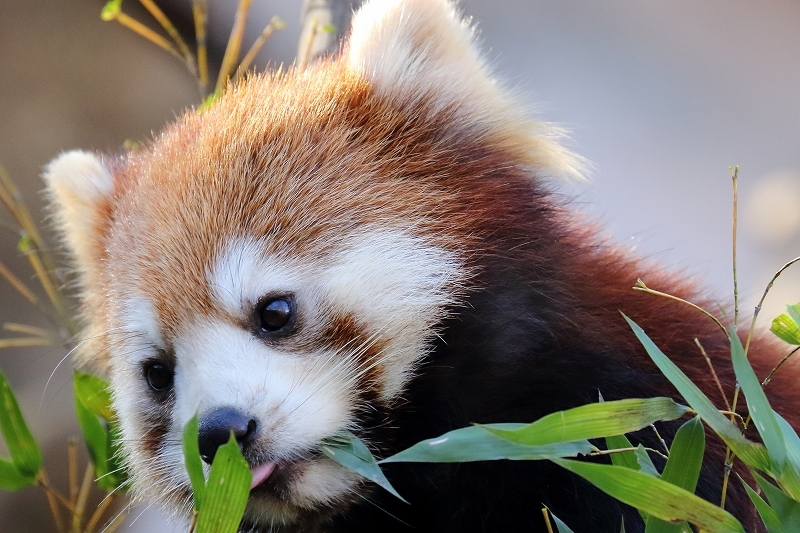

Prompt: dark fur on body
xmin=324 ymin=175 xmax=779 ymax=532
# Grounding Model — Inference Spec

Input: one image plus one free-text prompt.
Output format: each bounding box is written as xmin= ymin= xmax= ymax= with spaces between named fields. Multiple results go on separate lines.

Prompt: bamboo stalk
xmin=0 ymin=260 xmax=38 ymax=304
xmin=216 ymin=0 xmax=254 ymax=93
xmin=138 ymin=0 xmax=194 ymax=63
xmin=68 ymin=437 xmax=79 ymax=508
xmin=0 ymin=337 xmax=52 ymax=349
xmin=633 ymin=279 xmax=730 ymax=340
xmin=3 ymin=322 xmax=52 ymax=338
xmin=84 ymin=493 xmax=116 ymax=533
xmin=71 ymin=463 xmax=94 ymax=533
xmin=37 ymin=470 xmax=68 ymax=533
xmin=192 ymin=0 xmax=209 ymax=94
xmin=234 ymin=17 xmax=285 ymax=82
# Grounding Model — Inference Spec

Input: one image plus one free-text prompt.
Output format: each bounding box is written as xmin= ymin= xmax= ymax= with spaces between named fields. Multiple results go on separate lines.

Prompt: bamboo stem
xmin=84 ymin=493 xmax=116 ymax=533
xmin=633 ymin=279 xmax=730 ymax=340
xmin=730 ymin=166 xmax=739 ymax=329
xmin=138 ymin=0 xmax=194 ymax=63
xmin=0 ymin=260 xmax=38 ymax=304
xmin=3 ymin=322 xmax=52 ymax=338
xmin=234 ymin=17 xmax=285 ymax=82
xmin=115 ymin=12 xmax=184 ymax=62
xmin=192 ymin=0 xmax=209 ymax=95
xmin=71 ymin=463 xmax=94 ymax=533
xmin=37 ymin=470 xmax=67 ymax=533
xmin=694 ymin=338 xmax=731 ymax=411
xmin=69 ymin=437 xmax=79 ymax=508
xmin=216 ymin=0 xmax=254 ymax=94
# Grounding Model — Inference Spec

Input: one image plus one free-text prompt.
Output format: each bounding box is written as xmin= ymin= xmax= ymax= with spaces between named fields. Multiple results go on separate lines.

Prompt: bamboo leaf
xmin=754 ymin=472 xmax=800 ymax=530
xmin=553 ymin=459 xmax=744 ymax=533
xmin=661 ymin=417 xmax=705 ymax=493
xmin=380 ymin=424 xmax=593 ymax=464
xmin=729 ymin=327 xmax=787 ymax=471
xmin=183 ymin=414 xmax=205 ymax=510
xmin=101 ymin=0 xmax=123 ymax=21
xmin=742 ymin=477 xmax=786 ymax=533
xmin=786 ymin=304 xmax=800 ymax=329
xmin=195 ymin=435 xmax=251 ymax=533
xmin=0 ymin=370 xmax=42 ymax=476
xmin=482 ymin=398 xmax=688 ymax=446
xmin=634 ymin=445 xmax=659 ymax=478
xmin=74 ymin=386 xmax=108 ymax=477
xmin=545 ymin=507 xmax=577 ymax=533
xmin=0 ymin=458 xmax=36 ymax=490
xmin=321 ymin=431 xmax=407 ymax=502
xmin=73 ymin=371 xmax=115 ymax=421
xmin=606 ymin=434 xmax=639 ymax=471
xmin=623 ymin=315 xmax=771 ymax=471
xmin=771 ymin=313 xmax=800 ymax=345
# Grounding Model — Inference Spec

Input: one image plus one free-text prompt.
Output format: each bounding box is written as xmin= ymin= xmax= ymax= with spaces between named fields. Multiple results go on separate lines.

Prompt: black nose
xmin=198 ymin=407 xmax=258 ymax=465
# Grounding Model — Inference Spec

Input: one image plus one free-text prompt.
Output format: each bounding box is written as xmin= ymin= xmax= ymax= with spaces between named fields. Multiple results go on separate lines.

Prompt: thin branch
xmin=633 ymin=279 xmax=730 ymax=340
xmin=71 ymin=463 xmax=94 ymax=533
xmin=730 ymin=166 xmax=740 ymax=329
xmin=694 ymin=338 xmax=731 ymax=411
xmin=216 ymin=0 xmax=254 ymax=94
xmin=192 ymin=0 xmax=209 ymax=95
xmin=37 ymin=470 xmax=68 ymax=533
xmin=84 ymin=493 xmax=116 ymax=533
xmin=762 ymin=346 xmax=800 ymax=387
xmin=234 ymin=17 xmax=285 ymax=82
xmin=0 ymin=260 xmax=38 ymax=304
xmin=744 ymin=255 xmax=800 ymax=354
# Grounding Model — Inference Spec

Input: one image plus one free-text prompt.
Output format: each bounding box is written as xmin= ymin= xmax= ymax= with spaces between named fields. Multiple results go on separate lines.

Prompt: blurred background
xmin=0 ymin=0 xmax=798 ymax=531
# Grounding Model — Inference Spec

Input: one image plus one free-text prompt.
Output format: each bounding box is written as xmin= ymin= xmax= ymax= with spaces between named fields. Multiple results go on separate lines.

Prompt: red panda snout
xmin=197 ymin=407 xmax=259 ymax=465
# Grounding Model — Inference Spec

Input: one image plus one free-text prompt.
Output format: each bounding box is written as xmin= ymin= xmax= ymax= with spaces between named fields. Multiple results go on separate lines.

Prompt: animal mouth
xmin=250 ymin=461 xmax=277 ymax=490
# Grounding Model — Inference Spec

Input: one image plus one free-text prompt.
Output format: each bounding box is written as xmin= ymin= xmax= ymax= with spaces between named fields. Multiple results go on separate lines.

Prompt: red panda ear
xmin=346 ymin=0 xmax=586 ymax=181
xmin=43 ymin=151 xmax=114 ymax=290
xmin=346 ymin=0 xmax=491 ymax=105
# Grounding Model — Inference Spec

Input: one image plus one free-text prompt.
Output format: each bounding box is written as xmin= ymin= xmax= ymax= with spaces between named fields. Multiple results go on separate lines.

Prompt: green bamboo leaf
xmin=754 ymin=472 xmax=800 ymax=529
xmin=380 ymin=424 xmax=593 ymax=464
xmin=482 ymin=398 xmax=688 ymax=446
xmin=74 ymin=387 xmax=108 ymax=476
xmin=0 ymin=370 xmax=42 ymax=476
xmin=101 ymin=0 xmax=122 ymax=21
xmin=634 ymin=445 xmax=659 ymax=478
xmin=644 ymin=420 xmax=703 ymax=533
xmin=183 ymin=414 xmax=205 ymax=511
xmin=624 ymin=315 xmax=771 ymax=471
xmin=73 ymin=371 xmax=115 ymax=421
xmin=786 ymin=303 xmax=800 ymax=329
xmin=97 ymin=421 xmax=128 ymax=492
xmin=742 ymin=477 xmax=786 ymax=533
xmin=544 ymin=507 xmax=577 ymax=533
xmin=195 ymin=435 xmax=252 ymax=533
xmin=772 ymin=411 xmax=800 ymax=500
xmin=321 ymin=431 xmax=407 ymax=503
xmin=553 ymin=459 xmax=745 ymax=533
xmin=0 ymin=458 xmax=36 ymax=490
xmin=729 ymin=327 xmax=787 ymax=470
xmin=661 ymin=417 xmax=705 ymax=492
xmin=771 ymin=313 xmax=800 ymax=345
xmin=606 ymin=434 xmax=639 ymax=471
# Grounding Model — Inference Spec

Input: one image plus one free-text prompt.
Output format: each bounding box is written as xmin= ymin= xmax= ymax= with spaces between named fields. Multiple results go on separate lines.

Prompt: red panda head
xmin=43 ymin=0 xmax=582 ymax=528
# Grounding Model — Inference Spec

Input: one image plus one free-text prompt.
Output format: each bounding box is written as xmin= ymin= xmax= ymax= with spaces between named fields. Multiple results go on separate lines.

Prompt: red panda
xmin=42 ymin=0 xmax=799 ymax=531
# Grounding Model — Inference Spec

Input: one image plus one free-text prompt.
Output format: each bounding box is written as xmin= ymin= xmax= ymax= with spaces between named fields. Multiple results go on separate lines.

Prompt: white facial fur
xmin=108 ymin=228 xmax=464 ymax=524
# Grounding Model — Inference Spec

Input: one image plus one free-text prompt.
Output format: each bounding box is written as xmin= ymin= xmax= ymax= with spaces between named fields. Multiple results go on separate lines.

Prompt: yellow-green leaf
xmin=482 ymin=398 xmax=688 ymax=446
xmin=0 ymin=370 xmax=41 ymax=476
xmin=554 ymin=459 xmax=744 ymax=533
xmin=195 ymin=435 xmax=251 ymax=533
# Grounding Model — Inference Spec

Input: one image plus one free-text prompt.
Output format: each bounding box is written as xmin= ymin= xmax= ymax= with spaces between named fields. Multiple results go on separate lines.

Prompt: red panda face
xmin=43 ymin=0 xmax=583 ymax=529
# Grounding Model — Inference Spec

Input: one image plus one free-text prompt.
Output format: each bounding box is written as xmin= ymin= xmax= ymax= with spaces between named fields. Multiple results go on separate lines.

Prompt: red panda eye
xmin=259 ymin=297 xmax=294 ymax=332
xmin=145 ymin=363 xmax=173 ymax=392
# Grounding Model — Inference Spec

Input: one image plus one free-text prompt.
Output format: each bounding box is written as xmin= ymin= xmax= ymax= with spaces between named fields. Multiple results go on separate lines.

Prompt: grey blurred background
xmin=1 ymin=0 xmax=798 ymax=531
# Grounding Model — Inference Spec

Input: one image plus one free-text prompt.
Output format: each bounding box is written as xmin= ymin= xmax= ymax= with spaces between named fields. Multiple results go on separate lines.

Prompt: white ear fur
xmin=43 ymin=150 xmax=114 ymax=278
xmin=347 ymin=0 xmax=492 ymax=105
xmin=346 ymin=0 xmax=586 ymax=180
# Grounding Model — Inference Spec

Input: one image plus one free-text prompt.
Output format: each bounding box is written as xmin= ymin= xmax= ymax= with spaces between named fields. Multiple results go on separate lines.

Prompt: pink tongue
xmin=250 ymin=462 xmax=277 ymax=489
